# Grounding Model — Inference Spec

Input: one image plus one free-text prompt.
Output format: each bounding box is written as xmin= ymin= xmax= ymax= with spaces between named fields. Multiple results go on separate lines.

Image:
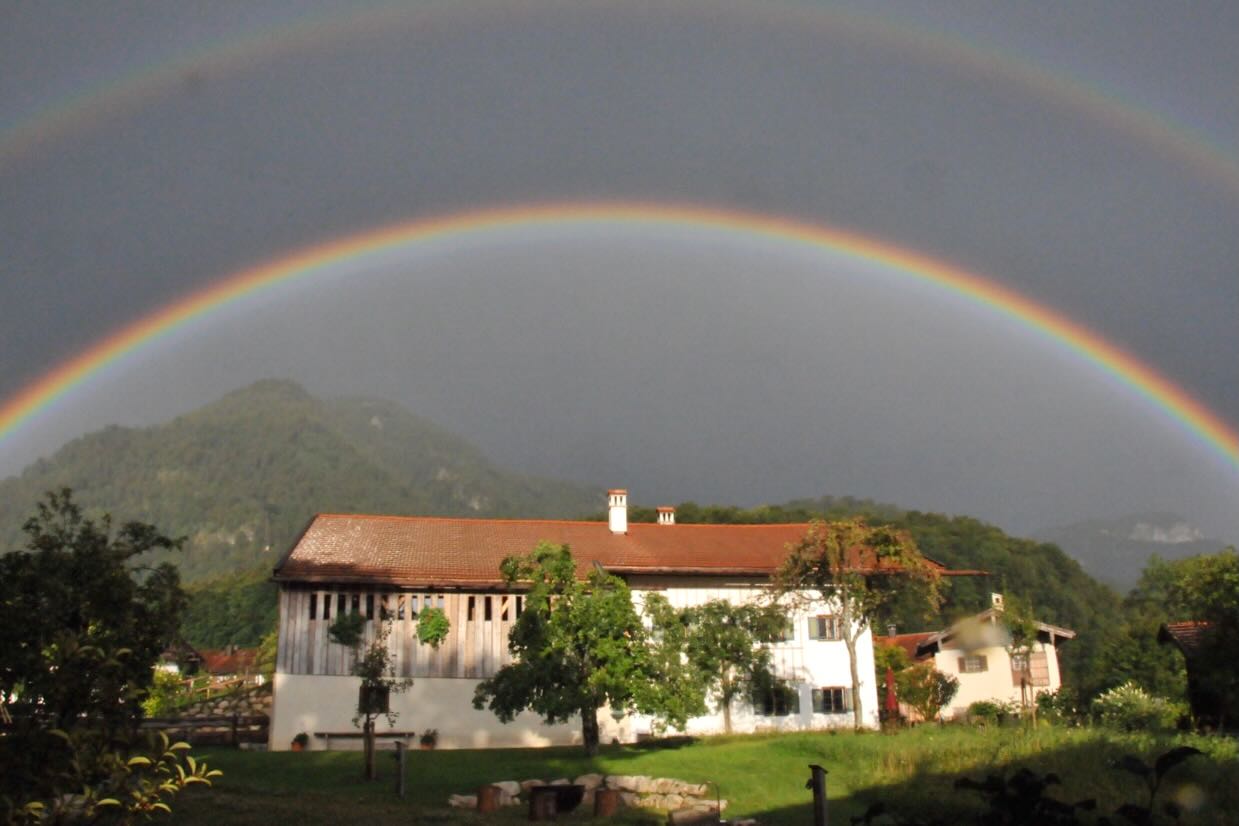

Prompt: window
xmin=337 ymin=593 xmax=347 ymax=616
xmin=467 ymin=595 xmax=476 ymax=622
xmin=499 ymin=597 xmax=509 ymax=621
xmin=350 ymin=594 xmax=360 ymax=615
xmin=322 ymin=591 xmax=331 ymax=620
xmin=515 ymin=595 xmax=523 ymax=616
xmin=484 ymin=596 xmax=493 ymax=622
xmin=775 ymin=620 xmax=795 ymax=643
xmin=397 ymin=596 xmax=406 ymax=620
xmin=752 ymin=682 xmax=800 ymax=717
xmin=812 ymin=687 xmax=850 ymax=714
xmin=365 ymin=593 xmax=375 ymax=620
xmin=1011 ymin=651 xmax=1050 ymax=686
xmin=959 ymin=655 xmax=988 ymax=673
xmin=309 ymin=593 xmax=317 ymax=620
xmin=808 ymin=615 xmax=843 ymax=641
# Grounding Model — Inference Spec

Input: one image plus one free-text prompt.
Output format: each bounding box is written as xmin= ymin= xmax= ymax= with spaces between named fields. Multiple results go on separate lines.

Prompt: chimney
xmin=886 ymin=623 xmax=897 ymax=637
xmin=991 ymin=592 xmax=1005 ymax=611
xmin=607 ymin=489 xmax=628 ymax=534
xmin=656 ymin=506 xmax=676 ymax=526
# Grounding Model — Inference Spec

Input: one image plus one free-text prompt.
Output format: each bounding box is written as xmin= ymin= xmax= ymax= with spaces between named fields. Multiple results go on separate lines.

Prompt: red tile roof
xmin=200 ymin=647 xmax=259 ymax=675
xmin=274 ymin=513 xmax=964 ymax=587
xmin=1159 ymin=621 xmax=1210 ymax=657
xmin=874 ymin=633 xmax=936 ymax=661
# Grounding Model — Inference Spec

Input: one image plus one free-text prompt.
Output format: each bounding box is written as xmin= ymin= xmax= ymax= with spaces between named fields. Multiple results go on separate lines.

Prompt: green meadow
xmin=175 ymin=726 xmax=1239 ymax=825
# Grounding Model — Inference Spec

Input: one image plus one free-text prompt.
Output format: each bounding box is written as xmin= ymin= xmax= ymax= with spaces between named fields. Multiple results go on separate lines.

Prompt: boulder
xmin=574 ymin=773 xmax=604 ymax=790
xmin=494 ymin=781 xmax=522 ymax=797
xmin=663 ymin=793 xmax=684 ymax=810
xmin=520 ymin=779 xmax=545 ymax=792
xmin=619 ymin=792 xmax=640 ymax=807
xmin=447 ymin=794 xmax=477 ymax=809
xmin=633 ymin=776 xmax=657 ymax=794
xmin=549 ymin=777 xmax=571 ymax=786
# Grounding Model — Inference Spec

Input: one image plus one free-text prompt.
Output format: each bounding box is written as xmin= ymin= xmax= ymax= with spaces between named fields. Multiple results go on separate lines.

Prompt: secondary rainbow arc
xmin=2 ymin=1 xmax=1237 ymax=199
xmin=0 ymin=202 xmax=1236 ymax=474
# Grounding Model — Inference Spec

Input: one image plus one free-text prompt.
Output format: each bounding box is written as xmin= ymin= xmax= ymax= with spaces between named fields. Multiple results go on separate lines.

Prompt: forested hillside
xmin=0 ymin=379 xmax=598 ymax=581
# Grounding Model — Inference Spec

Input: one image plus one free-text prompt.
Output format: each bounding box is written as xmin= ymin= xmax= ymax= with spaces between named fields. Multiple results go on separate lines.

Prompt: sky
xmin=1 ymin=0 xmax=1237 ymax=541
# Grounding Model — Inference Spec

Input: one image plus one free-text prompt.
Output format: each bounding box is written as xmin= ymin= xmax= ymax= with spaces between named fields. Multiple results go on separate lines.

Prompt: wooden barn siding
xmin=277 ymin=587 xmax=518 ymax=679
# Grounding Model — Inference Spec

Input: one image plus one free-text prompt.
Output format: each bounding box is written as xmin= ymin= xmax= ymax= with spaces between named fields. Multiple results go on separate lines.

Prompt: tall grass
xmin=175 ymin=725 xmax=1239 ymax=825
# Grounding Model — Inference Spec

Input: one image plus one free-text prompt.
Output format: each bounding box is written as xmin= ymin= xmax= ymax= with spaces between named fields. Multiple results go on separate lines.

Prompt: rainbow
xmin=3 ymin=1 xmax=1237 ymax=199
xmin=1 ymin=201 xmax=1237 ymax=473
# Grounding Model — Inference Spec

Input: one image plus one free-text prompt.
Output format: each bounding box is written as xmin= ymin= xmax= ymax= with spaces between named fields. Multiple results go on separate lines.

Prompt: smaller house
xmin=877 ymin=594 xmax=1075 ymax=720
xmin=156 ymin=639 xmax=204 ymax=676
xmin=200 ymin=645 xmax=264 ymax=686
xmin=1158 ymin=621 xmax=1228 ymax=728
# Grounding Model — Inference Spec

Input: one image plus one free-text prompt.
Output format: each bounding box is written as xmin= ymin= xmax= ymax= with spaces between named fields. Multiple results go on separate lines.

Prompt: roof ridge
xmin=312 ymin=512 xmax=816 ymax=529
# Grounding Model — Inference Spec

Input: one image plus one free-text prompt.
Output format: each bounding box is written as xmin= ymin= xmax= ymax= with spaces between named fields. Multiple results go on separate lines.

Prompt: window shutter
xmin=1030 ymin=652 xmax=1050 ymax=686
xmin=958 ymin=656 xmax=966 ymax=673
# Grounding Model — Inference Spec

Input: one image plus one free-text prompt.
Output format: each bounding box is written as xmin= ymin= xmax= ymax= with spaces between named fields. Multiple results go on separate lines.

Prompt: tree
xmin=777 ymin=518 xmax=942 ymax=729
xmin=895 ymin=663 xmax=959 ymax=722
xmin=1166 ymin=548 xmax=1239 ymax=727
xmin=473 ymin=543 xmax=694 ymax=755
xmin=328 ymin=601 xmax=449 ymax=780
xmin=0 ymin=489 xmax=206 ymax=819
xmin=998 ymin=595 xmax=1042 ymax=719
xmin=664 ymin=598 xmax=786 ymax=733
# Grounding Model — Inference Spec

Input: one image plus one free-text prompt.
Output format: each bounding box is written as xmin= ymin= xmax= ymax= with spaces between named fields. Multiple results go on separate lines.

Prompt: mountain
xmin=0 ymin=379 xmax=599 ymax=581
xmin=1036 ymin=513 xmax=1230 ymax=590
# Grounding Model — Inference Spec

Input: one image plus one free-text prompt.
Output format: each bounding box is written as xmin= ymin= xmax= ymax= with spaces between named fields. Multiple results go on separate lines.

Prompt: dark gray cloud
xmin=2 ymin=1 xmax=1236 ymax=541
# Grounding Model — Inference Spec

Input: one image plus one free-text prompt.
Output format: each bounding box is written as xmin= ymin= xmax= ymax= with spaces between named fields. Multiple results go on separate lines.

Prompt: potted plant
xmin=419 ymin=729 xmax=438 ymax=750
xmin=291 ymin=732 xmax=309 ymax=752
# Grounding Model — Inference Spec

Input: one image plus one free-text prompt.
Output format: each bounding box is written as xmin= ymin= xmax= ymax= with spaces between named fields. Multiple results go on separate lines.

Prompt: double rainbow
xmin=1 ymin=202 xmax=1236 ymax=473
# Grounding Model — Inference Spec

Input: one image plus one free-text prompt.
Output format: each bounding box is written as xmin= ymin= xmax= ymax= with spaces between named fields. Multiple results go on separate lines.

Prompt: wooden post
xmin=394 ymin=741 xmax=406 ymax=799
xmin=230 ymin=714 xmax=239 ymax=748
xmin=807 ymin=764 xmax=828 ymax=826
xmin=477 ymin=785 xmax=501 ymax=813
xmin=594 ymin=788 xmax=620 ymax=817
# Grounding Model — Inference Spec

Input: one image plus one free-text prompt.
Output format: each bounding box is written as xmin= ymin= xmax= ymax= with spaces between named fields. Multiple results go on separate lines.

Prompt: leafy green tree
xmin=778 ymin=518 xmax=942 ymax=729
xmin=1166 ymin=548 xmax=1239 ymax=726
xmin=895 ymin=663 xmax=959 ymax=722
xmin=473 ymin=543 xmax=693 ymax=755
xmin=0 ymin=489 xmax=198 ymax=818
xmin=328 ymin=603 xmax=449 ymax=780
xmin=671 ymin=598 xmax=786 ymax=733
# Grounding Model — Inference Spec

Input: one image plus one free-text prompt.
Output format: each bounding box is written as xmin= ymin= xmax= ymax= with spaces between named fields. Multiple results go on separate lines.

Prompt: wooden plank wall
xmin=276 ymin=587 xmax=518 ymax=678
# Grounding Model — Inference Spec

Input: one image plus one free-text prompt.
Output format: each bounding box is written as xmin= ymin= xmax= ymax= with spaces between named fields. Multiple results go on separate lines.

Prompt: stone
xmin=574 ymin=773 xmax=604 ymax=790
xmin=549 ymin=777 xmax=570 ymax=786
xmin=607 ymin=775 xmax=639 ymax=792
xmin=663 ymin=793 xmax=684 ymax=810
xmin=520 ymin=779 xmax=545 ymax=792
xmin=494 ymin=781 xmax=521 ymax=797
xmin=447 ymin=794 xmax=477 ymax=809
xmin=619 ymin=792 xmax=639 ymax=807
xmin=581 ymin=789 xmax=595 ymax=809
xmin=655 ymin=778 xmax=677 ymax=794
xmin=634 ymin=776 xmax=657 ymax=794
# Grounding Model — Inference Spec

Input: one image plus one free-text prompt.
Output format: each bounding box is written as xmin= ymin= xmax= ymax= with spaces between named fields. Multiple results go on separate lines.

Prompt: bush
xmin=1091 ymin=681 xmax=1184 ymax=731
xmin=966 ymin=700 xmax=1006 ymax=726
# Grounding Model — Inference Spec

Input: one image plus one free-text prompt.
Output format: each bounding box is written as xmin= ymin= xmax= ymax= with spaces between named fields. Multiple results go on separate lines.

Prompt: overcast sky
xmin=2 ymin=1 xmax=1236 ymax=541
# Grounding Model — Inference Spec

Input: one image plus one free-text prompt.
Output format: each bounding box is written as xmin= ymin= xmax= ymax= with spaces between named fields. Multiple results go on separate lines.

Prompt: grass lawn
xmin=174 ymin=726 xmax=1239 ymax=825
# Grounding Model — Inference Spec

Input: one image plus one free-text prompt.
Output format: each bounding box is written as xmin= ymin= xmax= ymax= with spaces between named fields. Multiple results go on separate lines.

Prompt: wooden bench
xmin=312 ymin=730 xmax=418 ymax=750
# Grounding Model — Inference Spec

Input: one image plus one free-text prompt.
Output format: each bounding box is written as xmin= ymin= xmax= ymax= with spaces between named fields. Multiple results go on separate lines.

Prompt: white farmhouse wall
xmin=628 ymin=576 xmax=880 ymax=736
xmin=269 ymin=672 xmax=628 ymax=751
xmin=271 ymin=576 xmax=882 ymax=749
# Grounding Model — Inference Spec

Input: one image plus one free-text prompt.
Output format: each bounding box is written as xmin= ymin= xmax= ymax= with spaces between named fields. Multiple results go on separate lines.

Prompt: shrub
xmin=1091 ymin=682 xmax=1185 ymax=731
xmin=966 ymin=700 xmax=1005 ymax=726
xmin=141 ymin=669 xmax=189 ymax=717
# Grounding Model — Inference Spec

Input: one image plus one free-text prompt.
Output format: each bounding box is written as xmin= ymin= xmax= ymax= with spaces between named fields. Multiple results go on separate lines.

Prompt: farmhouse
xmin=877 ymin=595 xmax=1075 ymax=720
xmin=269 ymin=491 xmax=956 ymax=750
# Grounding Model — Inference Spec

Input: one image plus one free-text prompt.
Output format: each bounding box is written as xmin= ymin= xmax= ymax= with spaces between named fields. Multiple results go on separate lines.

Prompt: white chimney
xmin=656 ymin=506 xmax=676 ymax=526
xmin=991 ymin=592 xmax=1005 ymax=611
xmin=607 ymin=489 xmax=628 ymax=534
